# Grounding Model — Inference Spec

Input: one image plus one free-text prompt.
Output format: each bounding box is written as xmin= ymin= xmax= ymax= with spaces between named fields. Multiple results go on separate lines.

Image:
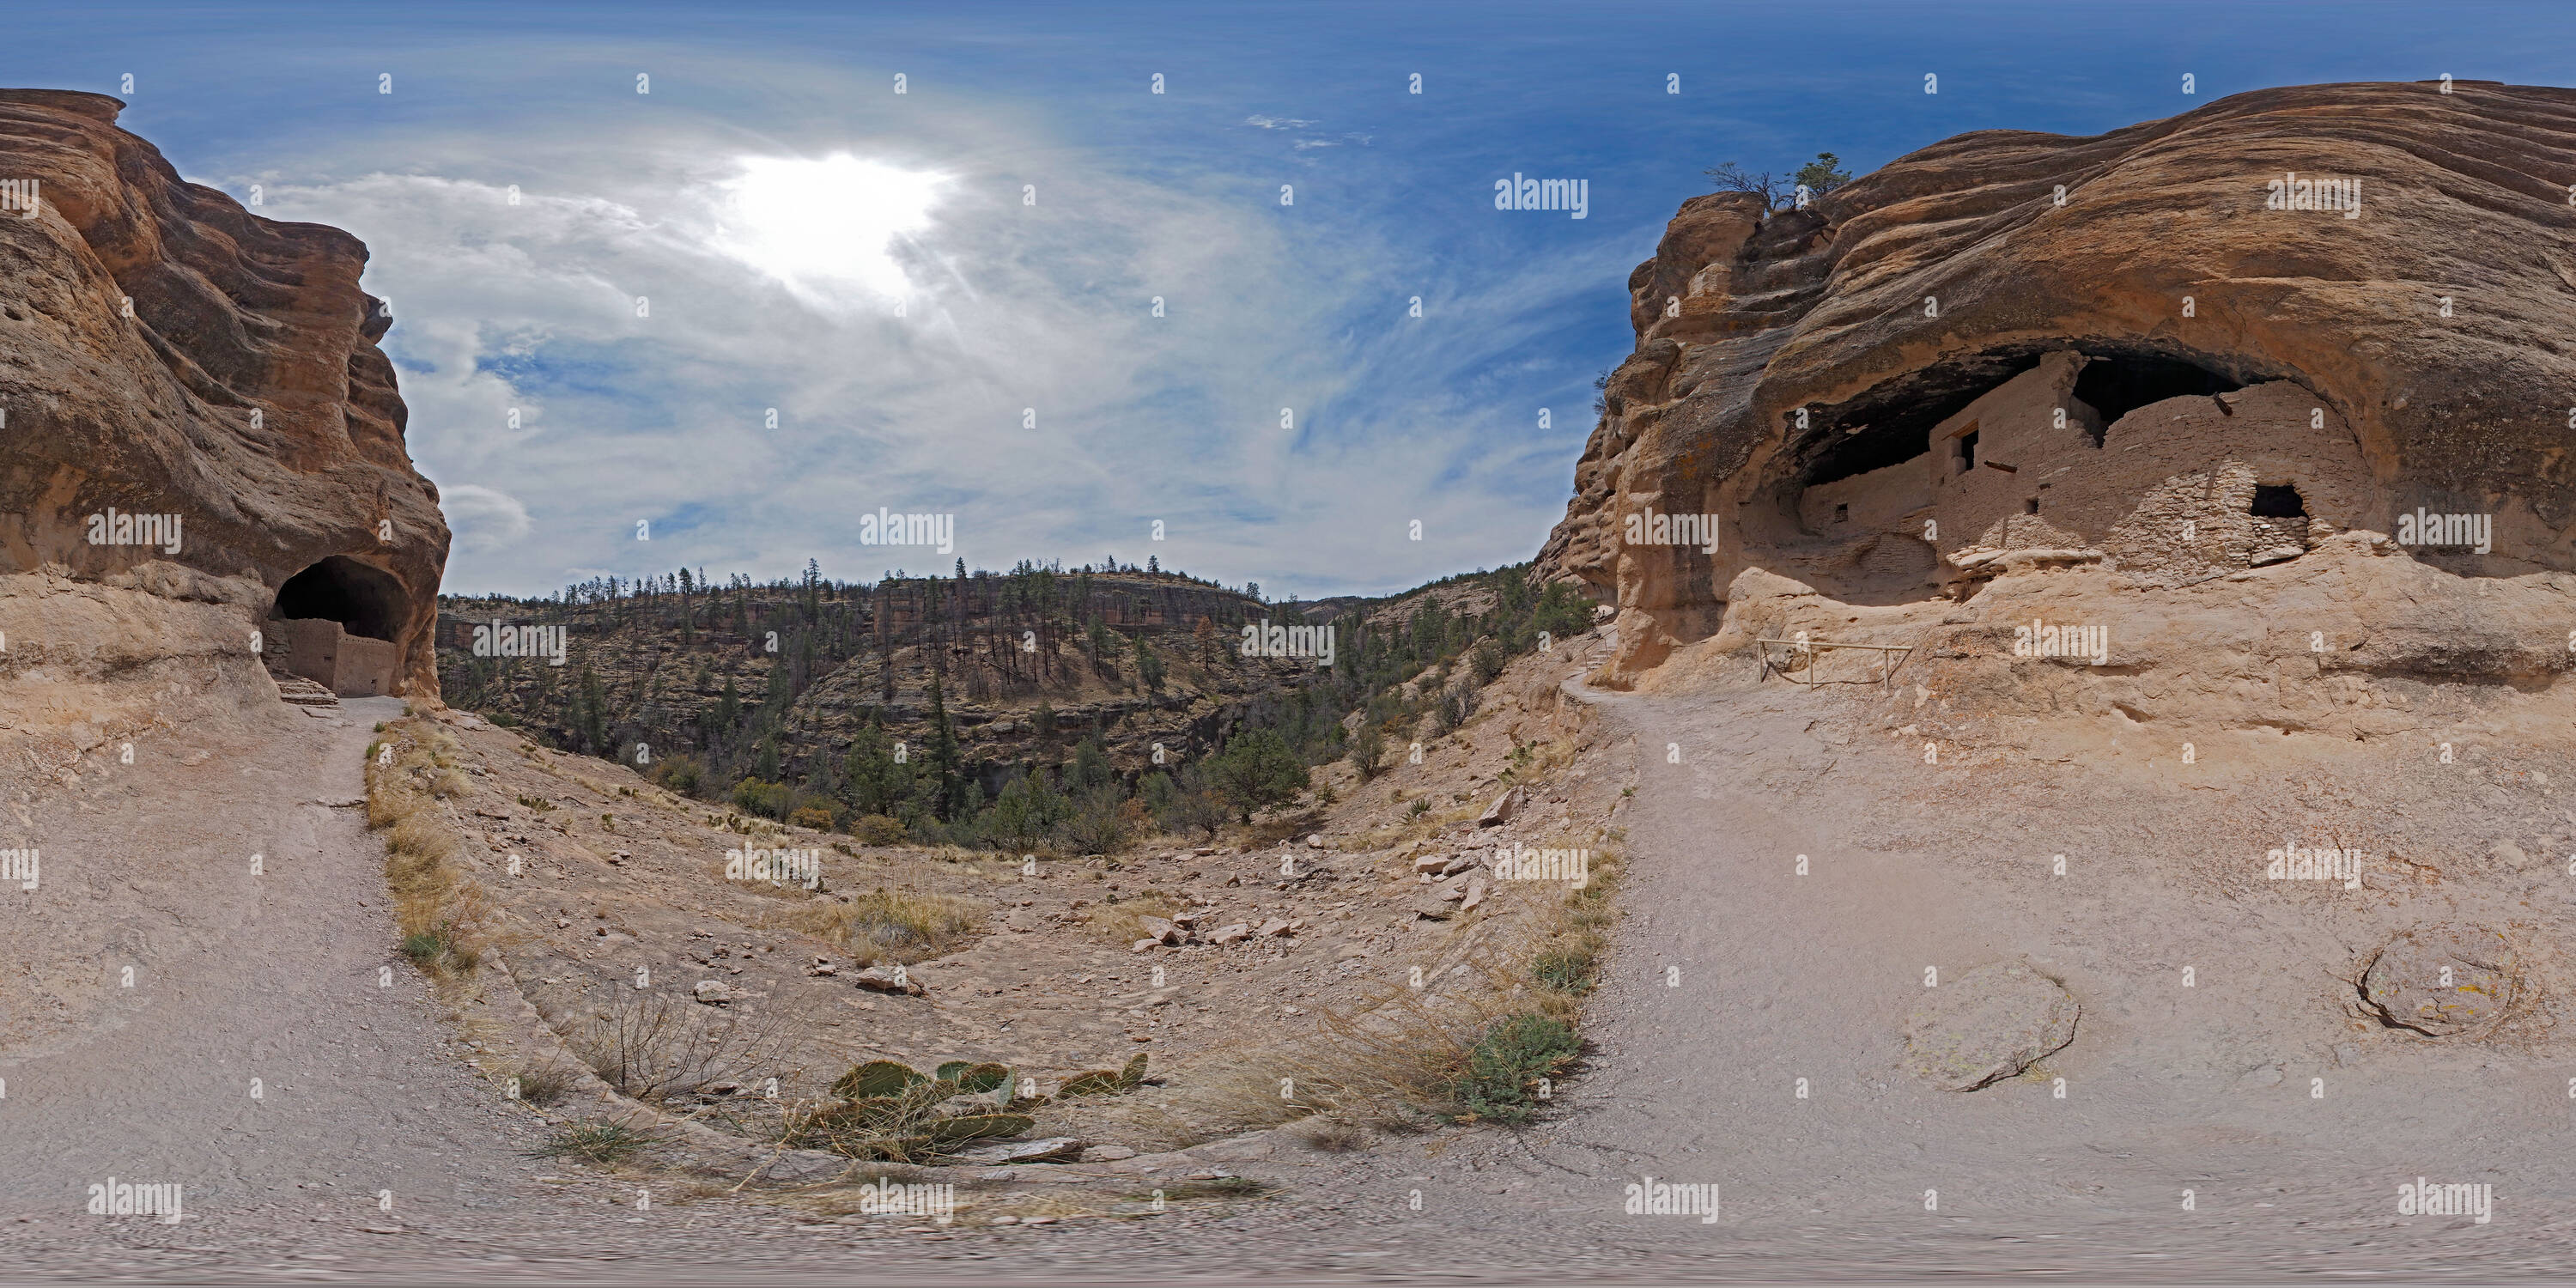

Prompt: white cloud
xmin=240 ymin=79 xmax=1619 ymax=600
xmin=439 ymin=483 xmax=534 ymax=552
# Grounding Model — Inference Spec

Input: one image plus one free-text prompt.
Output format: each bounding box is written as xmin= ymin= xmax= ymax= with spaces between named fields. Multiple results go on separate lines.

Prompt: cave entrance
xmin=274 ymin=556 xmax=404 ymax=641
xmin=2251 ymin=484 xmax=2307 ymax=518
xmin=270 ymin=556 xmax=407 ymax=698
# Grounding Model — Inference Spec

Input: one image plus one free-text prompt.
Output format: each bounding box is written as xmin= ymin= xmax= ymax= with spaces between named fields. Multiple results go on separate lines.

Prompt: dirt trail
xmin=0 ymin=700 xmax=552 ymax=1230
xmin=7 ymin=670 xmax=2574 ymax=1281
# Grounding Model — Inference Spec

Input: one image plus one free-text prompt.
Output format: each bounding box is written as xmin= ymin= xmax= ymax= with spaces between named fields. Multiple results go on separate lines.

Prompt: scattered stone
xmin=957 ymin=1138 xmax=1085 ymax=1164
xmin=1306 ymin=833 xmax=1328 ymax=849
xmin=692 ymin=980 xmax=737 ymax=1005
xmin=805 ymin=957 xmax=838 ymax=976
xmin=1207 ymin=923 xmax=1252 ymax=944
xmin=1258 ymin=918 xmax=1292 ymax=937
xmin=1140 ymin=917 xmax=1183 ymax=945
xmin=1902 ymin=961 xmax=2078 ymax=1091
xmin=1194 ymin=846 xmax=1216 ymax=856
xmin=1084 ymin=1145 xmax=1139 ymax=1162
xmin=1411 ymin=854 xmax=1449 ymax=876
xmin=1438 ymin=853 xmax=1479 ymax=877
xmin=1129 ymin=938 xmax=1157 ymax=954
xmin=1461 ymin=874 xmax=1487 ymax=911
xmin=851 ymin=966 xmax=925 ymax=996
xmin=1477 ymin=788 xmax=1522 ymax=828
xmin=2360 ymin=925 xmax=2516 ymax=1036
xmin=1411 ymin=896 xmax=1455 ymax=921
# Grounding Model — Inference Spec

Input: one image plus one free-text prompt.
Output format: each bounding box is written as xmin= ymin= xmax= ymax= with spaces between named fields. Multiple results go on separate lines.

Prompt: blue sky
xmin=9 ymin=1 xmax=2570 ymax=598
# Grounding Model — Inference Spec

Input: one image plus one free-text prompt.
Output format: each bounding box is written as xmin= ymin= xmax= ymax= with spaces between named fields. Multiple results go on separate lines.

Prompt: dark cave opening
xmin=273 ymin=556 xmax=404 ymax=641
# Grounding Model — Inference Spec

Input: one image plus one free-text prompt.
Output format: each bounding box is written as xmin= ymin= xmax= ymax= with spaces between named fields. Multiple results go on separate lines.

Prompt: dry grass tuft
xmin=367 ymin=720 xmax=494 ymax=977
xmin=1157 ymin=839 xmax=1624 ymax=1139
xmin=775 ymin=888 xmax=984 ymax=965
xmin=1091 ymin=892 xmax=1179 ymax=945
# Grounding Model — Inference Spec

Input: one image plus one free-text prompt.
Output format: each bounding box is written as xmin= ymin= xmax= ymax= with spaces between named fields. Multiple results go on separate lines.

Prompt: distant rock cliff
xmin=1540 ymin=81 xmax=2576 ymax=680
xmin=0 ymin=88 xmax=447 ymax=702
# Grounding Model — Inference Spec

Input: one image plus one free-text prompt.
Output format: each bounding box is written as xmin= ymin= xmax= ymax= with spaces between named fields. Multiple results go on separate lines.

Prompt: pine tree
xmin=924 ymin=676 xmax=962 ymax=821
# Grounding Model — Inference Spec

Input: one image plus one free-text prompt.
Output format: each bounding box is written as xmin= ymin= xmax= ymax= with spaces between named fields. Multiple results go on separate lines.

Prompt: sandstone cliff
xmin=0 ymin=88 xmax=447 ymax=729
xmin=1541 ymin=81 xmax=2576 ymax=681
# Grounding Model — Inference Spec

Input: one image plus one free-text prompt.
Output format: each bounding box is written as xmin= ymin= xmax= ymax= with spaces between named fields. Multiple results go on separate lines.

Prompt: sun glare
xmin=714 ymin=153 xmax=946 ymax=303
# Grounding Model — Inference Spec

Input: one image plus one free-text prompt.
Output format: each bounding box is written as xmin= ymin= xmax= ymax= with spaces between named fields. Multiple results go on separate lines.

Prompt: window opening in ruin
xmin=2251 ymin=484 xmax=2306 ymax=518
xmin=1953 ymin=428 xmax=1978 ymax=474
xmin=2024 ymin=497 xmax=2039 ymax=514
xmin=1834 ymin=503 xmax=1850 ymax=523
xmin=273 ymin=556 xmax=404 ymax=641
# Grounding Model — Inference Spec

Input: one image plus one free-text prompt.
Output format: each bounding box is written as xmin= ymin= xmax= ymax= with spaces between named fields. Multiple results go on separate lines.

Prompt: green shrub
xmin=849 ymin=813 xmax=906 ymax=846
xmin=1453 ymin=1014 xmax=1580 ymax=1123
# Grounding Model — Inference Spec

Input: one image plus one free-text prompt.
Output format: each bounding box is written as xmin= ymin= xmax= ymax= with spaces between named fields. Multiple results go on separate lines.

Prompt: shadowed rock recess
xmin=0 ymin=88 xmax=449 ymax=705
xmin=1538 ymin=81 xmax=2576 ymax=683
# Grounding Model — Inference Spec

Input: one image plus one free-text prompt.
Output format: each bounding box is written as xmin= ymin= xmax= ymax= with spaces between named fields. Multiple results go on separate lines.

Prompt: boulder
xmin=691 ymin=980 xmax=737 ymax=1005
xmin=1258 ymin=918 xmax=1292 ymax=937
xmin=1902 ymin=962 xmax=2078 ymax=1091
xmin=1207 ymin=923 xmax=1252 ymax=944
xmin=851 ymin=966 xmax=925 ymax=996
xmin=957 ymin=1137 xmax=1084 ymax=1164
xmin=1477 ymin=789 xmax=1522 ymax=828
xmin=1412 ymin=854 xmax=1450 ymax=876
xmin=2360 ymin=926 xmax=2516 ymax=1036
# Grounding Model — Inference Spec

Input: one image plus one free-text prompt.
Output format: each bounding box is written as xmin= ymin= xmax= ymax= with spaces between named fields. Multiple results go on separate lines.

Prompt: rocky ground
xmin=7 ymin=610 xmax=2576 ymax=1282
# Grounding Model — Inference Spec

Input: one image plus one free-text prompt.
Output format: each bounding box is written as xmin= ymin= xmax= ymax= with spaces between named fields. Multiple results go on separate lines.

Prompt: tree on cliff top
xmin=1706 ymin=152 xmax=1853 ymax=210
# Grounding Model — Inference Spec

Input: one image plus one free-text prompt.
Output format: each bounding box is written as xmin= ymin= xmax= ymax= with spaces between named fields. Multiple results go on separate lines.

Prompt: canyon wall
xmin=1539 ymin=81 xmax=2576 ymax=681
xmin=0 ymin=88 xmax=447 ymax=713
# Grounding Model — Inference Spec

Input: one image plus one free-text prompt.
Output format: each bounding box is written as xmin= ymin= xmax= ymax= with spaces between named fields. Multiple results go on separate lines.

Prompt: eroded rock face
xmin=1903 ymin=961 xmax=2077 ymax=1091
xmin=0 ymin=89 xmax=447 ymax=697
xmin=1540 ymin=82 xmax=2576 ymax=681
